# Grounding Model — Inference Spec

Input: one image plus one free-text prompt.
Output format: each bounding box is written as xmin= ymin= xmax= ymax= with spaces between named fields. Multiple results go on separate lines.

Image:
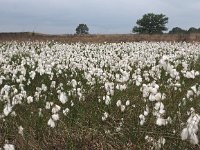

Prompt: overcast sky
xmin=0 ymin=0 xmax=200 ymax=34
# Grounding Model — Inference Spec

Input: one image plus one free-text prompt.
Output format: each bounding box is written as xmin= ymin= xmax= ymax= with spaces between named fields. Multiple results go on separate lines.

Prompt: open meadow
xmin=0 ymin=41 xmax=200 ymax=149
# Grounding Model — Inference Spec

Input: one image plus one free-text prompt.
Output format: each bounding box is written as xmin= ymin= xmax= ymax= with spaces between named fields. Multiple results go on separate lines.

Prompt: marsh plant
xmin=0 ymin=41 xmax=200 ymax=149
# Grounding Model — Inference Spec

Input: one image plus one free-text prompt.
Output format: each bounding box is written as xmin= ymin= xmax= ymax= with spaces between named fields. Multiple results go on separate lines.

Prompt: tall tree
xmin=132 ymin=13 xmax=168 ymax=34
xmin=76 ymin=24 xmax=89 ymax=35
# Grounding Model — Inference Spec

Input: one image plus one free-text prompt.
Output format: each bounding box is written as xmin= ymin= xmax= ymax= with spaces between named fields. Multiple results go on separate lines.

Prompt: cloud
xmin=0 ymin=0 xmax=200 ymax=34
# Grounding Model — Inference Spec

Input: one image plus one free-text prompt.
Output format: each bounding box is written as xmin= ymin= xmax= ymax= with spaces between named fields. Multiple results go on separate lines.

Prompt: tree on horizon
xmin=75 ymin=24 xmax=89 ymax=35
xmin=169 ymin=27 xmax=187 ymax=34
xmin=132 ymin=13 xmax=168 ymax=34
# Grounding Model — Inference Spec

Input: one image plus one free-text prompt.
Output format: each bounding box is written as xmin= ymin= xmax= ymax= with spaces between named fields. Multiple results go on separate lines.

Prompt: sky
xmin=0 ymin=0 xmax=200 ymax=34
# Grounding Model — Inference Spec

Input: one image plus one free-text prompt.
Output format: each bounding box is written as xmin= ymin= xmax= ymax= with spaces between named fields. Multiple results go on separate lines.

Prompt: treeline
xmin=169 ymin=27 xmax=200 ymax=34
xmin=75 ymin=13 xmax=200 ymax=35
xmin=131 ymin=13 xmax=200 ymax=35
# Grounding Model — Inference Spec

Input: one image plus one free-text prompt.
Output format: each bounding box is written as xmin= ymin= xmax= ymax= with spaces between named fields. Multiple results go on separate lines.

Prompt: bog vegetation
xmin=0 ymin=41 xmax=200 ymax=149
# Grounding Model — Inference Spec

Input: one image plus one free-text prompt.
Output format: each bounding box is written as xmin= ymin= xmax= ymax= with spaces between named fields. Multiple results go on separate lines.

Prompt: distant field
xmin=0 ymin=32 xmax=200 ymax=43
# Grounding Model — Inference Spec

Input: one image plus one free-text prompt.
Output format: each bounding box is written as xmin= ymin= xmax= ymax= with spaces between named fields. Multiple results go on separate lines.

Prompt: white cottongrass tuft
xmin=104 ymin=95 xmax=111 ymax=105
xmin=139 ymin=114 xmax=145 ymax=125
xmin=50 ymin=81 xmax=56 ymax=88
xmin=45 ymin=102 xmax=53 ymax=109
xmin=59 ymin=92 xmax=68 ymax=104
xmin=18 ymin=126 xmax=24 ymax=136
xmin=190 ymin=133 xmax=199 ymax=145
xmin=181 ymin=128 xmax=188 ymax=140
xmin=156 ymin=117 xmax=167 ymax=126
xmin=144 ymin=111 xmax=148 ymax=116
xmin=4 ymin=144 xmax=15 ymax=150
xmin=125 ymin=100 xmax=130 ymax=106
xmin=63 ymin=108 xmax=70 ymax=116
xmin=3 ymin=104 xmax=12 ymax=116
xmin=48 ymin=118 xmax=56 ymax=128
xmin=155 ymin=93 xmax=162 ymax=101
xmin=52 ymin=114 xmax=59 ymax=121
xmin=181 ymin=108 xmax=200 ymax=145
xmin=120 ymin=105 xmax=126 ymax=112
xmin=102 ymin=112 xmax=109 ymax=121
xmin=27 ymin=96 xmax=33 ymax=104
xmin=52 ymin=105 xmax=61 ymax=114
xmin=116 ymin=100 xmax=122 ymax=107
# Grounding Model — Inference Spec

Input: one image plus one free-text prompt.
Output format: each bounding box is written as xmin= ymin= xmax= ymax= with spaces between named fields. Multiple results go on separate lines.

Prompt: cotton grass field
xmin=0 ymin=41 xmax=200 ymax=149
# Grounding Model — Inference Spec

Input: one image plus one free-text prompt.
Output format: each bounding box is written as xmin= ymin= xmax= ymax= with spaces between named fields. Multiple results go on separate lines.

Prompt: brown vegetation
xmin=0 ymin=32 xmax=200 ymax=43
